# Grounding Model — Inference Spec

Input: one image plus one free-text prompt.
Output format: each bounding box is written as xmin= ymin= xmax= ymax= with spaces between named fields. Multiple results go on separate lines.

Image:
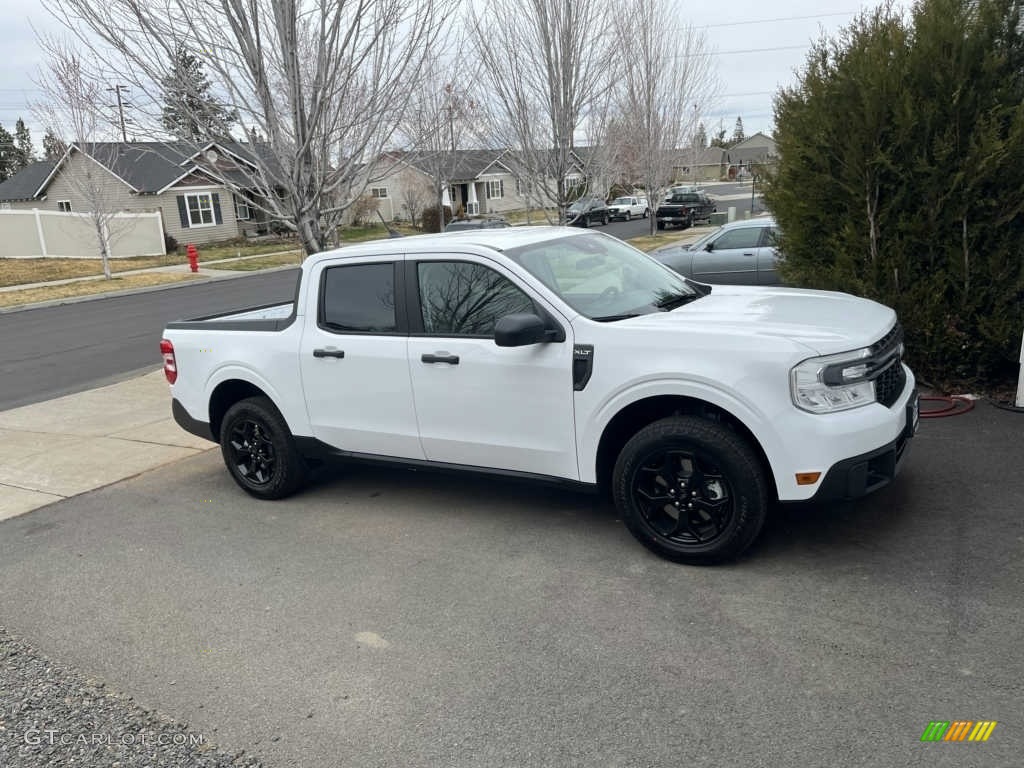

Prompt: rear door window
xmin=320 ymin=262 xmax=398 ymax=333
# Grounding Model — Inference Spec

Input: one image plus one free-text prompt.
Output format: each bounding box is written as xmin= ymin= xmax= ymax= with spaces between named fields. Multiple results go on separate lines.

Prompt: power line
xmin=698 ymin=11 xmax=858 ymax=29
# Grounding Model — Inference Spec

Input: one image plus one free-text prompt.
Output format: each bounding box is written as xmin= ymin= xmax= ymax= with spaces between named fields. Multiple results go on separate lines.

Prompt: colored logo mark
xmin=920 ymin=721 xmax=997 ymax=742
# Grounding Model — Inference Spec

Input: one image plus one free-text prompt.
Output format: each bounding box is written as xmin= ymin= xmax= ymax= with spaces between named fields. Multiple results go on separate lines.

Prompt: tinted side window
xmin=321 ymin=263 xmax=396 ymax=333
xmin=712 ymin=228 xmax=763 ymax=250
xmin=418 ymin=261 xmax=534 ymax=336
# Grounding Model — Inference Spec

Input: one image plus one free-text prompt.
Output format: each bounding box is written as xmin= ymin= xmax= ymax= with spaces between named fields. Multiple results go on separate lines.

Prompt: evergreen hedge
xmin=764 ymin=0 xmax=1024 ymax=385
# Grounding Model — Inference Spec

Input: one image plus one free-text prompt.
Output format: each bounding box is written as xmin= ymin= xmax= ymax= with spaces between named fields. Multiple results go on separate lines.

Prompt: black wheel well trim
xmin=594 ymin=394 xmax=777 ymax=499
xmin=208 ymin=379 xmax=278 ymax=440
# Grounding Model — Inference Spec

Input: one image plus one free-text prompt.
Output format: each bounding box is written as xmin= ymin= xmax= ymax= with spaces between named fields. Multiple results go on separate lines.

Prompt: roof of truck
xmin=306 ymin=225 xmax=593 ymax=266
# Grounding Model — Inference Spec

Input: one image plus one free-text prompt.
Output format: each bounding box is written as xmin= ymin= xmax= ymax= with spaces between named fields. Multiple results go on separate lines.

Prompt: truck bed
xmin=164 ymin=301 xmax=296 ymax=332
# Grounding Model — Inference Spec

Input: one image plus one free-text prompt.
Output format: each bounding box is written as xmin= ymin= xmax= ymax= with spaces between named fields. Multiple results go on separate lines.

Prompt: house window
xmin=186 ymin=193 xmax=215 ymax=226
xmin=485 ymin=180 xmax=504 ymax=200
xmin=234 ymin=195 xmax=252 ymax=221
xmin=371 ymin=187 xmax=389 ymax=199
xmin=57 ymin=200 xmax=73 ymax=213
xmin=515 ymin=178 xmax=533 ymax=197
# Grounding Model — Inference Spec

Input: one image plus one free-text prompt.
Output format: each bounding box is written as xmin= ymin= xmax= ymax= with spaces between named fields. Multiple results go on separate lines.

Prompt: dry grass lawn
xmin=0 ymin=273 xmax=200 ymax=308
xmin=204 ymin=251 xmax=304 ymax=271
xmin=0 ymin=240 xmax=300 ymax=288
xmin=628 ymin=227 xmax=711 ymax=253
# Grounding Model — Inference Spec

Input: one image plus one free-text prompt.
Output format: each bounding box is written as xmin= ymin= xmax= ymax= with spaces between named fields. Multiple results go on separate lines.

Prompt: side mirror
xmin=704 ymin=242 xmax=715 ymax=252
xmin=495 ymin=313 xmax=547 ymax=347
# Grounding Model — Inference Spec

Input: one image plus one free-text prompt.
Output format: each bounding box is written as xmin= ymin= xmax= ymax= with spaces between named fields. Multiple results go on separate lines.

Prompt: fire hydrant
xmin=186 ymin=243 xmax=200 ymax=273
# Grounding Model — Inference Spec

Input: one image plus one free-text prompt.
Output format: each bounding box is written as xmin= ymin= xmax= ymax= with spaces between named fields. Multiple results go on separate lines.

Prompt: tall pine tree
xmin=43 ymin=129 xmax=66 ymax=160
xmin=14 ymin=118 xmax=35 ymax=170
xmin=161 ymin=48 xmax=237 ymax=141
xmin=0 ymin=123 xmax=15 ymax=181
xmin=731 ymin=116 xmax=745 ymax=145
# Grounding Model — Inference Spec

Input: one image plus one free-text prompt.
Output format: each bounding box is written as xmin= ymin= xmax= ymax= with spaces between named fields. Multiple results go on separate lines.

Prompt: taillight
xmin=160 ymin=339 xmax=178 ymax=384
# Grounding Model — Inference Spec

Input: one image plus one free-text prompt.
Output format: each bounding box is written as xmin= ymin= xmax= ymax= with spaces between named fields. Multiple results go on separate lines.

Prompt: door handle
xmin=313 ymin=348 xmax=345 ymax=359
xmin=742 ymin=252 xmax=755 ymax=257
xmin=421 ymin=352 xmax=460 ymax=365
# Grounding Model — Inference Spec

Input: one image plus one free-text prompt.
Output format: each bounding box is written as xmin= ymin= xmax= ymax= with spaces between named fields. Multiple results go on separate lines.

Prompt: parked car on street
xmin=656 ymin=191 xmax=716 ymax=229
xmin=566 ymin=197 xmax=610 ymax=227
xmin=445 ymin=217 xmax=510 ymax=232
xmin=651 ymin=217 xmax=782 ymax=285
xmin=162 ymin=226 xmax=918 ymax=565
xmin=606 ymin=196 xmax=649 ymax=221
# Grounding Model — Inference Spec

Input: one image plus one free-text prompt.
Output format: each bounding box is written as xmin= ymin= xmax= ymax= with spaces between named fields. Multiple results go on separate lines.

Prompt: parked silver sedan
xmin=650 ymin=217 xmax=782 ymax=285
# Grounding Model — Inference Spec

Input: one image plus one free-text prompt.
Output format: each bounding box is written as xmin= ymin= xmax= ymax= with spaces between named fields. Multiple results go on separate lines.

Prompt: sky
xmin=0 ymin=0 xmax=904 ymax=146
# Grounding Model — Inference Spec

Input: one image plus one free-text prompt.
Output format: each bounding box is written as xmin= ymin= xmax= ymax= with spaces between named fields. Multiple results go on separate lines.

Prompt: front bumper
xmin=799 ymin=390 xmax=919 ymax=503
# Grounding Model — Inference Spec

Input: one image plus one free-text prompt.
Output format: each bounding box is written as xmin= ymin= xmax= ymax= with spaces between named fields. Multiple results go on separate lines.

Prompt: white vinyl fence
xmin=0 ymin=208 xmax=165 ymax=258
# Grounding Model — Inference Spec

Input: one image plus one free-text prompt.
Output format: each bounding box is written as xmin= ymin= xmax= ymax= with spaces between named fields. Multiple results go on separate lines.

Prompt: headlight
xmin=791 ymin=347 xmax=877 ymax=413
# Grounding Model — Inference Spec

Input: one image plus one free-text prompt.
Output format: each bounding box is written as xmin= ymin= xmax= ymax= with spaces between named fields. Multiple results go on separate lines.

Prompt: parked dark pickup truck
xmin=656 ymin=191 xmax=716 ymax=230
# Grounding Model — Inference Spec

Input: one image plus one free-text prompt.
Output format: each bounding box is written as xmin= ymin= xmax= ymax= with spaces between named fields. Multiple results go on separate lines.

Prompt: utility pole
xmin=692 ymin=104 xmax=698 ymax=186
xmin=107 ymin=85 xmax=129 ymax=142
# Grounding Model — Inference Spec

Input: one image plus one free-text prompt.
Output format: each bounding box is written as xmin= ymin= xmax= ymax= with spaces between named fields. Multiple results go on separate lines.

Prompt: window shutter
xmin=212 ymin=193 xmax=223 ymax=225
xmin=176 ymin=195 xmax=189 ymax=228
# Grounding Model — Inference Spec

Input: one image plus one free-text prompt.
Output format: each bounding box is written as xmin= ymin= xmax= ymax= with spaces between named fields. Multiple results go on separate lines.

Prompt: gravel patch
xmin=0 ymin=626 xmax=263 ymax=768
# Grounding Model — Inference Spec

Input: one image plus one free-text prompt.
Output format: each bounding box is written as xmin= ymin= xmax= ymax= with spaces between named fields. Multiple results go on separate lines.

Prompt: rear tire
xmin=612 ymin=416 xmax=768 ymax=565
xmin=220 ymin=396 xmax=308 ymax=500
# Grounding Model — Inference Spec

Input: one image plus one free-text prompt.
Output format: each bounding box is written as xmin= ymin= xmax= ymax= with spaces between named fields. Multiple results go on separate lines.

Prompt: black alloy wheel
xmin=613 ymin=416 xmax=768 ymax=564
xmin=220 ymin=396 xmax=308 ymax=499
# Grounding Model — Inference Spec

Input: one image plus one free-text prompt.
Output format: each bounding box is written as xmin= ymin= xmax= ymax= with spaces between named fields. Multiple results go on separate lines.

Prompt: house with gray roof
xmin=368 ymin=147 xmax=590 ymax=221
xmin=0 ymin=140 xmax=278 ymax=246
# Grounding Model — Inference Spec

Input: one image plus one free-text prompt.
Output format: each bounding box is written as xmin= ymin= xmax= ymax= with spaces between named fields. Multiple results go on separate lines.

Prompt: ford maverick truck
xmin=162 ymin=227 xmax=918 ymax=564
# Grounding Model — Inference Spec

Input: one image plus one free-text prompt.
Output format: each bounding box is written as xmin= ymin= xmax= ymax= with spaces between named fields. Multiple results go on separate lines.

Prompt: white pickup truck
xmin=162 ymin=227 xmax=918 ymax=564
xmin=606 ymin=196 xmax=649 ymax=221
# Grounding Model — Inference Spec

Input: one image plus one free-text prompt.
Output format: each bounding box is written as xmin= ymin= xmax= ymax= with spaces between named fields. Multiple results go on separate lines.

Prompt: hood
xmin=617 ymin=285 xmax=896 ymax=356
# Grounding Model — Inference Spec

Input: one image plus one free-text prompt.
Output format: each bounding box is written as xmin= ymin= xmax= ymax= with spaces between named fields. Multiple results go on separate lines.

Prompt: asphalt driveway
xmin=0 ymin=402 xmax=1020 ymax=766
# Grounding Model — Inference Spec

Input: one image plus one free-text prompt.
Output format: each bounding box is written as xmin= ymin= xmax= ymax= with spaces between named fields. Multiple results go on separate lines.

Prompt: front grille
xmin=875 ymin=359 xmax=906 ymax=407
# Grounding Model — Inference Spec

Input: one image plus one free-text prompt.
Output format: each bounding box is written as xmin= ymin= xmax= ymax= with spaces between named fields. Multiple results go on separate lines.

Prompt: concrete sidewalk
xmin=0 ymin=370 xmax=214 ymax=521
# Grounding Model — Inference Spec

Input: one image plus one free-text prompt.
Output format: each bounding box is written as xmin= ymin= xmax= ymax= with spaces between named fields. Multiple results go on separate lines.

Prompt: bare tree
xmin=396 ymin=75 xmax=485 ymax=226
xmin=611 ymin=0 xmax=717 ymax=234
xmin=45 ymin=0 xmax=455 ymax=255
xmin=467 ymin=0 xmax=615 ymax=223
xmin=34 ymin=44 xmax=132 ymax=279
xmin=397 ymin=167 xmax=432 ymax=228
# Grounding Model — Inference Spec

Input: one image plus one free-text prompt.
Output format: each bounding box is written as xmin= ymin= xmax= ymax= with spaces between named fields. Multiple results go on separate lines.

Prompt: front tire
xmin=643 ymin=208 xmax=649 ymax=219
xmin=625 ymin=211 xmax=631 ymax=221
xmin=220 ymin=396 xmax=308 ymax=500
xmin=612 ymin=416 xmax=768 ymax=565
xmin=602 ymin=213 xmax=609 ymax=226
xmin=656 ymin=221 xmax=665 ymax=230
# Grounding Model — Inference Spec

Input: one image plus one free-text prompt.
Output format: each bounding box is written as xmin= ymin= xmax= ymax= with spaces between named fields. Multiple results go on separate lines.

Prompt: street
xmin=0 ymin=401 xmax=1020 ymax=766
xmin=0 ymin=270 xmax=300 ymax=412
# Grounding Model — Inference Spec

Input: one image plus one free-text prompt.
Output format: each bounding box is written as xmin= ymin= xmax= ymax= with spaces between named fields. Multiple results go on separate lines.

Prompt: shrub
xmin=164 ymin=233 xmax=178 ymax=254
xmin=420 ymin=205 xmax=453 ymax=233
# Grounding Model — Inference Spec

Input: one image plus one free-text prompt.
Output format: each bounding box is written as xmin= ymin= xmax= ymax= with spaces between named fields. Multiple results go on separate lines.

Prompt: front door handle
xmin=742 ymin=252 xmax=755 ymax=257
xmin=313 ymin=348 xmax=345 ymax=359
xmin=421 ymin=352 xmax=460 ymax=365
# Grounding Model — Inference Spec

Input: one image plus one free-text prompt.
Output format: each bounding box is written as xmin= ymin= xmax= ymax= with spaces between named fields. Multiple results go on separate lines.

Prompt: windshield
xmin=505 ymin=232 xmax=700 ymax=320
xmin=568 ymin=199 xmax=593 ymax=211
xmin=611 ymin=197 xmax=631 ymax=205
xmin=670 ymin=193 xmax=701 ymax=203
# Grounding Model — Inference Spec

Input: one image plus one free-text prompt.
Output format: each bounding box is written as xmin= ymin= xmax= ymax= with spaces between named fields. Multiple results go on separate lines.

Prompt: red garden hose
xmin=918 ymin=395 xmax=975 ymax=418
